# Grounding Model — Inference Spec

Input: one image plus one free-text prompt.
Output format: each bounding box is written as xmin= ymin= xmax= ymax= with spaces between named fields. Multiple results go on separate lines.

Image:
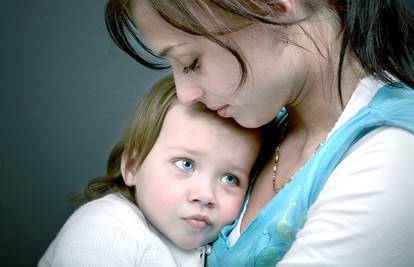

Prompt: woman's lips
xmin=217 ymin=105 xmax=230 ymax=118
xmin=209 ymin=105 xmax=230 ymax=118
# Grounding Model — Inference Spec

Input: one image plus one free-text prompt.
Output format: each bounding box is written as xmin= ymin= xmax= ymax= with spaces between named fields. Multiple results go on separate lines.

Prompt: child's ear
xmin=121 ymin=151 xmax=139 ymax=186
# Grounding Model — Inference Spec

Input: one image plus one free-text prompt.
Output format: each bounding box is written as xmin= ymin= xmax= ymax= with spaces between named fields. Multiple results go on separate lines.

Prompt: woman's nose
xmin=173 ymin=72 xmax=204 ymax=104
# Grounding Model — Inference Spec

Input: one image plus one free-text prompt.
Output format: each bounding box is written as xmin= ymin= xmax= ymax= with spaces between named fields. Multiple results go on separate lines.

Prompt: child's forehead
xmin=169 ymin=103 xmax=233 ymax=128
xmin=166 ymin=103 xmax=218 ymax=127
xmin=165 ymin=103 xmax=259 ymax=140
xmin=160 ymin=103 xmax=260 ymax=157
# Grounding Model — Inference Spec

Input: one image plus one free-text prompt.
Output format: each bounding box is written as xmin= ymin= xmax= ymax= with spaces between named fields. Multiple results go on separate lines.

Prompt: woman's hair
xmin=105 ymin=0 xmax=414 ymax=102
xmin=84 ymin=75 xmax=178 ymax=201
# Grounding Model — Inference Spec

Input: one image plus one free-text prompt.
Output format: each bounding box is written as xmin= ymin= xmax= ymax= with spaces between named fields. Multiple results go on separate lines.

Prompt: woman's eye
xmin=182 ymin=58 xmax=200 ymax=74
xmin=220 ymin=175 xmax=240 ymax=186
xmin=174 ymin=159 xmax=194 ymax=172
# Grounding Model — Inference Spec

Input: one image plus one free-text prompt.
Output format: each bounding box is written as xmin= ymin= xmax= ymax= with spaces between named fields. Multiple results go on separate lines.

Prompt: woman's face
xmin=131 ymin=1 xmax=311 ymax=128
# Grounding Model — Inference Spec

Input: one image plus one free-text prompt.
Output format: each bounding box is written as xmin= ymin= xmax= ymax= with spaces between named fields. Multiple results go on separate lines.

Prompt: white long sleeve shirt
xmin=38 ymin=193 xmax=205 ymax=267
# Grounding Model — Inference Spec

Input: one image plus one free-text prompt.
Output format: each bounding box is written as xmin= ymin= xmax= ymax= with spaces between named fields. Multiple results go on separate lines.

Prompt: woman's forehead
xmin=129 ymin=1 xmax=196 ymax=54
xmin=129 ymin=0 xmax=245 ymax=38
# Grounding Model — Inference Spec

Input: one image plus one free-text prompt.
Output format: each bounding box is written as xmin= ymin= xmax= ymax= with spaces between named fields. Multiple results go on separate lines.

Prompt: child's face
xmin=125 ymin=103 xmax=260 ymax=249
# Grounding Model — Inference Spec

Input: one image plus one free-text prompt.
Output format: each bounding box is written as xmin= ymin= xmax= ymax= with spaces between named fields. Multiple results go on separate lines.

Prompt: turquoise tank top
xmin=207 ymin=84 xmax=414 ymax=267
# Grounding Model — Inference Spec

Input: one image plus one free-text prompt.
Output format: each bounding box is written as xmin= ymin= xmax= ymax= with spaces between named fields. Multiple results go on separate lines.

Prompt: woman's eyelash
xmin=182 ymin=58 xmax=200 ymax=74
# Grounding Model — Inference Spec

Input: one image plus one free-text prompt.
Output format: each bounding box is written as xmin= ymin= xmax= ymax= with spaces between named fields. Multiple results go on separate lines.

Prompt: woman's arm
xmin=277 ymin=127 xmax=414 ymax=266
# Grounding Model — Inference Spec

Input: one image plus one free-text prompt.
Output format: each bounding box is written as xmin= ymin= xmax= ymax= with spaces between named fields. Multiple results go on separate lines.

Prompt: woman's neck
xmin=286 ymin=25 xmax=365 ymax=138
xmin=284 ymin=7 xmax=366 ymax=138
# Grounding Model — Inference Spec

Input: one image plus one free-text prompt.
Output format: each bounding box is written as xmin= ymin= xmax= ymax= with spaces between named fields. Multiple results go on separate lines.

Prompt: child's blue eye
xmin=221 ymin=175 xmax=239 ymax=186
xmin=174 ymin=159 xmax=194 ymax=172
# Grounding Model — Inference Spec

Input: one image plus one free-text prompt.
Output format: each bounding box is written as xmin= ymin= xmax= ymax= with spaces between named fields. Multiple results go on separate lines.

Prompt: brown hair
xmin=105 ymin=0 xmax=414 ymax=104
xmin=84 ymin=75 xmax=178 ymax=201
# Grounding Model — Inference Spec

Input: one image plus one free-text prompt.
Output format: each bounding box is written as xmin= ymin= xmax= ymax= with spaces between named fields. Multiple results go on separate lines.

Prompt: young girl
xmin=104 ymin=0 xmax=414 ymax=266
xmin=38 ymin=75 xmax=265 ymax=266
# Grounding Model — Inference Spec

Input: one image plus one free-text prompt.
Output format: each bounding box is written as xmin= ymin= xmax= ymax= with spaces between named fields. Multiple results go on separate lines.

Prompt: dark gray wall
xmin=0 ymin=1 xmax=166 ymax=266
xmin=408 ymin=0 xmax=414 ymax=10
xmin=1 ymin=1 xmax=413 ymax=266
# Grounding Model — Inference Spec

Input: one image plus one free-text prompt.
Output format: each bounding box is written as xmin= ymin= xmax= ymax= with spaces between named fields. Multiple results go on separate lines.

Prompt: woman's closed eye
xmin=174 ymin=159 xmax=195 ymax=172
xmin=220 ymin=174 xmax=240 ymax=186
xmin=182 ymin=58 xmax=200 ymax=74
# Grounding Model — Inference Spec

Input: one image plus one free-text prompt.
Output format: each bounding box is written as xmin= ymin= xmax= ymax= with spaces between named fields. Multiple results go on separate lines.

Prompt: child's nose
xmin=188 ymin=180 xmax=216 ymax=208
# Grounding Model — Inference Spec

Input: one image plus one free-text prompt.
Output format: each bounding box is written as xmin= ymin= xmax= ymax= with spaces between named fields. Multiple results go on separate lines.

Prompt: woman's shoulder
xmin=278 ymin=127 xmax=414 ymax=266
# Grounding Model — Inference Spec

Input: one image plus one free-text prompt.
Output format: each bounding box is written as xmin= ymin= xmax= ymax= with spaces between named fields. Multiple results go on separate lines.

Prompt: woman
xmin=104 ymin=0 xmax=414 ymax=266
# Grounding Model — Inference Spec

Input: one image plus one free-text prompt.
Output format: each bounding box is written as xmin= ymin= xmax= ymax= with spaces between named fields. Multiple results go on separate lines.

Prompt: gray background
xmin=1 ymin=1 xmax=166 ymax=266
xmin=1 ymin=0 xmax=413 ymax=266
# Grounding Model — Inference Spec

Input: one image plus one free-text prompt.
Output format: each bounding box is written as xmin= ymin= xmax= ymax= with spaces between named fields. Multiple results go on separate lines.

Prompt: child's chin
xmin=174 ymin=238 xmax=207 ymax=250
xmin=176 ymin=241 xmax=202 ymax=250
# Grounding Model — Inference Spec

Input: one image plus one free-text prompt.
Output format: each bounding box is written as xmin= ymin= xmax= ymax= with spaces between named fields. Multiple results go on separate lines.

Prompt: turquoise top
xmin=207 ymin=83 xmax=414 ymax=267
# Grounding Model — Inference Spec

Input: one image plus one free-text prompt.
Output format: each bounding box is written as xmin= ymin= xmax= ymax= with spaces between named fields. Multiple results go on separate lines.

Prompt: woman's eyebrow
xmin=158 ymin=42 xmax=188 ymax=57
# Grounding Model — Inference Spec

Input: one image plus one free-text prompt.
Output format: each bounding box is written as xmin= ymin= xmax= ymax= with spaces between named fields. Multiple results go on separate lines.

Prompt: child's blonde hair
xmin=84 ymin=75 xmax=179 ymax=201
xmin=84 ymin=74 xmax=278 ymax=202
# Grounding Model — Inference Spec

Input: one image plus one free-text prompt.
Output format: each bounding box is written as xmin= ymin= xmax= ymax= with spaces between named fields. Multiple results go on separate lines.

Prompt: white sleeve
xmin=277 ymin=127 xmax=414 ymax=267
xmin=38 ymin=197 xmax=141 ymax=267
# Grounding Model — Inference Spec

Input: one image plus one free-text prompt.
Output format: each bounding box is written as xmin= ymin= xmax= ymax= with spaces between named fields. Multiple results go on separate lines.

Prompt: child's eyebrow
xmin=224 ymin=163 xmax=251 ymax=177
xmin=165 ymin=146 xmax=205 ymax=156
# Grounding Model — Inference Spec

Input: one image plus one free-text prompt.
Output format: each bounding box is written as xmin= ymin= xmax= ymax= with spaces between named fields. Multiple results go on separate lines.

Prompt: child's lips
xmin=183 ymin=214 xmax=212 ymax=229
